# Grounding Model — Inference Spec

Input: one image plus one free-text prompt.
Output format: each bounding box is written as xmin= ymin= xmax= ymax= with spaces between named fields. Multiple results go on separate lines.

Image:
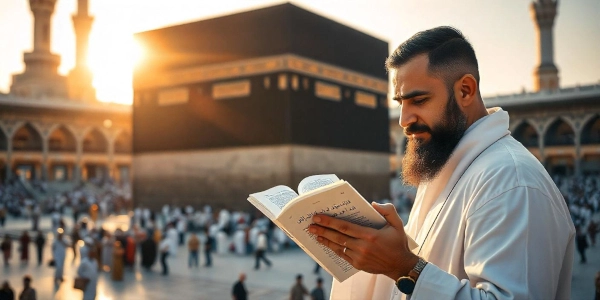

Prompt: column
xmin=574 ymin=131 xmax=582 ymax=176
xmin=74 ymin=137 xmax=83 ymax=182
xmin=108 ymin=138 xmax=115 ymax=181
xmin=5 ymin=139 xmax=12 ymax=183
xmin=538 ymin=128 xmax=546 ymax=168
xmin=42 ymin=136 xmax=49 ymax=181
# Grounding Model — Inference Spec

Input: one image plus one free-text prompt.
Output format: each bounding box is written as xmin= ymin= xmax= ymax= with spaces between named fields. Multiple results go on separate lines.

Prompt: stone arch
xmin=48 ymin=125 xmax=77 ymax=152
xmin=512 ymin=121 xmax=539 ymax=147
xmin=581 ymin=115 xmax=600 ymax=145
xmin=114 ymin=130 xmax=132 ymax=154
xmin=12 ymin=123 xmax=43 ymax=151
xmin=82 ymin=128 xmax=108 ymax=153
xmin=544 ymin=118 xmax=575 ymax=146
xmin=0 ymin=126 xmax=7 ymax=151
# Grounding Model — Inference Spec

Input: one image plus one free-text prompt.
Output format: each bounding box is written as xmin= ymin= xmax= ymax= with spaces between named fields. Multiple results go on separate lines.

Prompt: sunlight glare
xmin=87 ymin=24 xmax=144 ymax=105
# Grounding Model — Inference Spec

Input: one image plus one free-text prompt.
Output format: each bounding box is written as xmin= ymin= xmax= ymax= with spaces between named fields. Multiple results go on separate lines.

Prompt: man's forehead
xmin=391 ymin=55 xmax=441 ymax=96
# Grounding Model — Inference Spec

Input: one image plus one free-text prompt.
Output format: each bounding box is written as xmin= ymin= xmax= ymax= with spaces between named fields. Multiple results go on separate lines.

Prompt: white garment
xmin=233 ymin=229 xmax=246 ymax=255
xmin=52 ymin=239 xmax=67 ymax=279
xmin=77 ymin=257 xmax=99 ymax=300
xmin=331 ymin=108 xmax=575 ymax=300
xmin=256 ymin=232 xmax=268 ymax=250
xmin=166 ymin=228 xmax=178 ymax=256
xmin=216 ymin=231 xmax=229 ymax=254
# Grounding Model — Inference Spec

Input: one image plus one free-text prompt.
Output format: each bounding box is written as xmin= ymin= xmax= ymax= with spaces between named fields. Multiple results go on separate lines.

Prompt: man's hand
xmin=308 ymin=202 xmax=419 ymax=280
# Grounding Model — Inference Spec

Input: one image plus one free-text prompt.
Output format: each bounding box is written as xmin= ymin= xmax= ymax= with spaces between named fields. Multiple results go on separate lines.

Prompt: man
xmin=310 ymin=277 xmax=326 ymax=300
xmin=232 ymin=273 xmax=247 ymax=300
xmin=76 ymin=248 xmax=99 ymax=300
xmin=290 ymin=274 xmax=308 ymax=300
xmin=253 ymin=230 xmax=271 ymax=270
xmin=18 ymin=276 xmax=35 ymax=300
xmin=1 ymin=235 xmax=12 ymax=266
xmin=159 ymin=235 xmax=170 ymax=275
xmin=203 ymin=227 xmax=214 ymax=267
xmin=187 ymin=233 xmax=200 ymax=268
xmin=0 ymin=280 xmax=15 ymax=300
xmin=309 ymin=26 xmax=574 ymax=299
xmin=34 ymin=231 xmax=45 ymax=266
xmin=52 ymin=230 xmax=68 ymax=284
xmin=140 ymin=234 xmax=157 ymax=270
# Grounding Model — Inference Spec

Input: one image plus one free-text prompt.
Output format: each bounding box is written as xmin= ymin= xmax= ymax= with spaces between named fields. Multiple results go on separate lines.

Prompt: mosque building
xmin=0 ymin=0 xmax=132 ymax=184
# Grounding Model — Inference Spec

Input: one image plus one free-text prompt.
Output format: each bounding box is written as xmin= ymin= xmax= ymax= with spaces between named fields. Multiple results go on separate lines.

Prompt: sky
xmin=0 ymin=0 xmax=598 ymax=105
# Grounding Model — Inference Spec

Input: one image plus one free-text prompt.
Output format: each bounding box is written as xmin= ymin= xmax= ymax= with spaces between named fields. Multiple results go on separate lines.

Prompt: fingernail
xmin=313 ymin=216 xmax=321 ymax=223
xmin=308 ymin=227 xmax=316 ymax=233
xmin=317 ymin=236 xmax=323 ymax=242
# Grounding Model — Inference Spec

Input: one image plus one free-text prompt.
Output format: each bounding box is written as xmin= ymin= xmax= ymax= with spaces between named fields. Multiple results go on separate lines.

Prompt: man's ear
xmin=454 ymin=74 xmax=478 ymax=107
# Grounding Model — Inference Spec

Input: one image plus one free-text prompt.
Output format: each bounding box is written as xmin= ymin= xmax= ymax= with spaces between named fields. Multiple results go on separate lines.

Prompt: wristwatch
xmin=396 ymin=257 xmax=427 ymax=295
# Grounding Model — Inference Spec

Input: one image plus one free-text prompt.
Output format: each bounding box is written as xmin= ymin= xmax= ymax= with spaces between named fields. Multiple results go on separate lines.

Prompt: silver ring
xmin=343 ymin=247 xmax=347 ymax=254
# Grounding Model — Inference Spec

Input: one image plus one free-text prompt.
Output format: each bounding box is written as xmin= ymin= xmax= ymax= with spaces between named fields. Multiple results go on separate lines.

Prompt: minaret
xmin=530 ymin=0 xmax=560 ymax=91
xmin=10 ymin=0 xmax=68 ymax=99
xmin=67 ymin=0 xmax=96 ymax=101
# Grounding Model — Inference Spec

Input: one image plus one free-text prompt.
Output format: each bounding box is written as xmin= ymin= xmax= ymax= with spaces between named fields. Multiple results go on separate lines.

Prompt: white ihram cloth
xmin=77 ymin=257 xmax=99 ymax=300
xmin=330 ymin=108 xmax=574 ymax=300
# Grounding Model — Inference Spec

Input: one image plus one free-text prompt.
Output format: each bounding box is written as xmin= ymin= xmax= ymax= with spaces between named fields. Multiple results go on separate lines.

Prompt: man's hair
xmin=386 ymin=26 xmax=480 ymax=88
xmin=296 ymin=274 xmax=303 ymax=280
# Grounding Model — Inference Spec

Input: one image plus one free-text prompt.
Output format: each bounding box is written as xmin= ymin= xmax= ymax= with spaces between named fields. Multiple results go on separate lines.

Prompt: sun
xmin=87 ymin=25 xmax=146 ymax=105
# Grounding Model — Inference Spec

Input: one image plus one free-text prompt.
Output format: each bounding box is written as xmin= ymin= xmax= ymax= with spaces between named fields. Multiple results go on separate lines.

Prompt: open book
xmin=248 ymin=174 xmax=418 ymax=282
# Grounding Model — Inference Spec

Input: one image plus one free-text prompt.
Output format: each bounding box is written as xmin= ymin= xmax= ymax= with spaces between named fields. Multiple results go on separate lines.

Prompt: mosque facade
xmin=0 ymin=0 xmax=132 ymax=184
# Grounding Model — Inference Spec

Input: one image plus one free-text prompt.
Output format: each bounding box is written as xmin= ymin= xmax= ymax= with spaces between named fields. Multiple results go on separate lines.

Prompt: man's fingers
xmin=315 ymin=234 xmax=354 ymax=264
xmin=372 ymin=202 xmax=404 ymax=229
xmin=309 ymin=224 xmax=356 ymax=249
xmin=311 ymin=214 xmax=368 ymax=239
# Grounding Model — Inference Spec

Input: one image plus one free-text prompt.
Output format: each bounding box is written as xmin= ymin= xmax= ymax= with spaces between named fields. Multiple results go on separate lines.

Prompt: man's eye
xmin=413 ymin=98 xmax=427 ymax=104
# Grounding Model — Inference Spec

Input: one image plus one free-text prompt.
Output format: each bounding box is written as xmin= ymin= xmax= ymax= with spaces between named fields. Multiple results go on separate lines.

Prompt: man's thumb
xmin=372 ymin=202 xmax=403 ymax=228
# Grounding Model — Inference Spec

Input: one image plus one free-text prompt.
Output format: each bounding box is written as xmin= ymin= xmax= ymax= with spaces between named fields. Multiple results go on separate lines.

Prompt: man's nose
xmin=399 ymin=105 xmax=417 ymax=129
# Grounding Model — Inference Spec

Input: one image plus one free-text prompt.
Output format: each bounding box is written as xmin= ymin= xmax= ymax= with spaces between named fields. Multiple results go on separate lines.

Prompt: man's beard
xmin=401 ymin=94 xmax=468 ymax=187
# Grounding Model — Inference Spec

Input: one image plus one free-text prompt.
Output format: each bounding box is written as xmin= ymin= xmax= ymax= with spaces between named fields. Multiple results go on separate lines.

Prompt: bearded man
xmin=309 ymin=26 xmax=574 ymax=300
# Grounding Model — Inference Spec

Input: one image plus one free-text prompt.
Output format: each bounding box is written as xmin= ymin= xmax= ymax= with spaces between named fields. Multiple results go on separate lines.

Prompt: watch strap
xmin=408 ymin=257 xmax=427 ymax=280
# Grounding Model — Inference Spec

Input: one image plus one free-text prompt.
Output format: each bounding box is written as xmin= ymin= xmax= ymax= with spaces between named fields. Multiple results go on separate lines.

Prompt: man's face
xmin=392 ymin=54 xmax=468 ymax=186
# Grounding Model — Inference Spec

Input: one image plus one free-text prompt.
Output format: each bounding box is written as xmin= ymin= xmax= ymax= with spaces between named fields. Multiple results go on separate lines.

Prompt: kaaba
xmin=133 ymin=3 xmax=390 ymax=210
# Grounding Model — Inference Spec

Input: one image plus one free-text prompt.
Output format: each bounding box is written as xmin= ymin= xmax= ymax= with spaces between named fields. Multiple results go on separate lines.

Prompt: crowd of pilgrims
xmin=553 ymin=174 xmax=600 ymax=263
xmin=1 ymin=174 xmax=599 ymax=299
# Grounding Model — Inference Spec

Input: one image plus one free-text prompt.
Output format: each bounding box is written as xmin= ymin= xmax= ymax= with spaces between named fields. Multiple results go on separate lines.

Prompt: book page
xmin=248 ymin=185 xmax=298 ymax=219
xmin=297 ymin=174 xmax=340 ymax=195
xmin=277 ymin=181 xmax=386 ymax=282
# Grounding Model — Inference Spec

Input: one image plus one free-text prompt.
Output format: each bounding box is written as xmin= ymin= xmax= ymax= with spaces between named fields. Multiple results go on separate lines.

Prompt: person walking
xmin=575 ymin=224 xmax=589 ymax=263
xmin=76 ymin=249 xmax=99 ymax=300
xmin=17 ymin=276 xmax=35 ymax=300
xmin=0 ymin=205 xmax=6 ymax=228
xmin=18 ymin=232 xmax=30 ymax=264
xmin=71 ymin=226 xmax=81 ymax=261
xmin=187 ymin=233 xmax=200 ymax=268
xmin=159 ymin=235 xmax=170 ymax=275
xmin=254 ymin=231 xmax=271 ymax=270
xmin=111 ymin=241 xmax=124 ymax=281
xmin=140 ymin=235 xmax=157 ymax=270
xmin=0 ymin=281 xmax=15 ymax=300
xmin=52 ymin=230 xmax=68 ymax=284
xmin=34 ymin=232 xmax=45 ymax=266
xmin=101 ymin=234 xmax=113 ymax=272
xmin=204 ymin=228 xmax=213 ymax=267
xmin=231 ymin=273 xmax=247 ymax=300
xmin=290 ymin=274 xmax=308 ymax=300
xmin=1 ymin=235 xmax=12 ymax=266
xmin=310 ymin=278 xmax=326 ymax=300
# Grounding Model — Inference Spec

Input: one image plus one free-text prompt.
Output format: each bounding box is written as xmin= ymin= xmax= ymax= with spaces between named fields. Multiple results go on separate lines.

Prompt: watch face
xmin=397 ymin=277 xmax=415 ymax=294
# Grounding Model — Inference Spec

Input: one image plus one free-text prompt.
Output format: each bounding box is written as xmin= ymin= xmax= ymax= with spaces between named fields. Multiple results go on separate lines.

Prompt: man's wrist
xmin=388 ymin=253 xmax=420 ymax=280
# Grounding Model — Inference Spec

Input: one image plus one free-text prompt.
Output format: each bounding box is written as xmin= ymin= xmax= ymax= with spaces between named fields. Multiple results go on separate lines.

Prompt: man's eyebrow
xmin=393 ymin=90 xmax=429 ymax=101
